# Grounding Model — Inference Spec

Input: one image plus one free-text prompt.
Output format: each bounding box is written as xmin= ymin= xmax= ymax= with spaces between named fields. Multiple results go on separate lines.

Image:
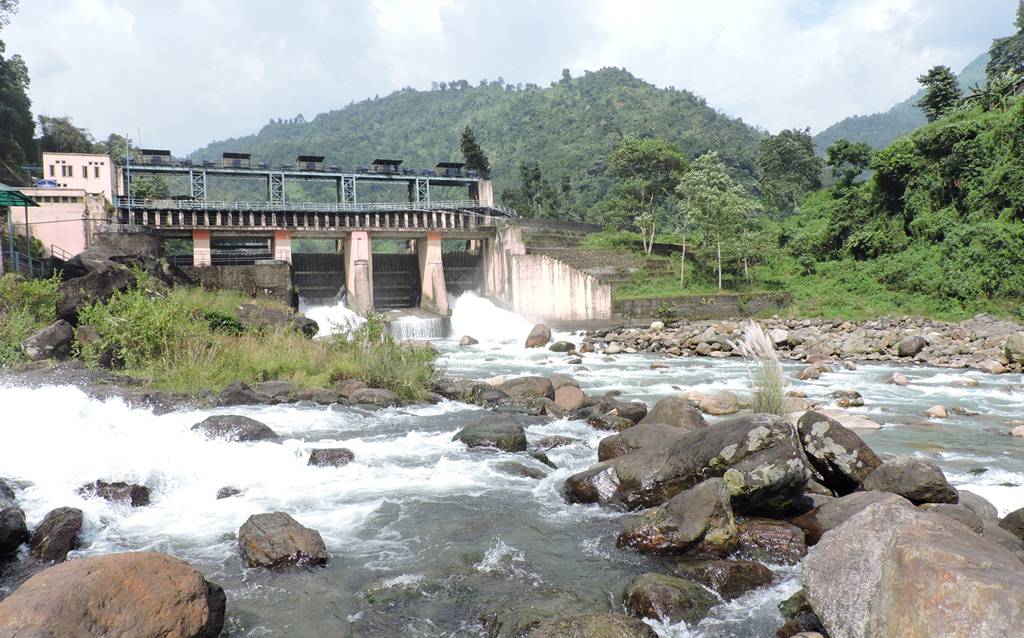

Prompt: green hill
xmin=812 ymin=53 xmax=988 ymax=153
xmin=190 ymin=68 xmax=764 ymax=218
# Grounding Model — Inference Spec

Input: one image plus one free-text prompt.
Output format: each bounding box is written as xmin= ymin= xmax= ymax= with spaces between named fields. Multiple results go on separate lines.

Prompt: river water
xmin=2 ymin=292 xmax=1023 ymax=637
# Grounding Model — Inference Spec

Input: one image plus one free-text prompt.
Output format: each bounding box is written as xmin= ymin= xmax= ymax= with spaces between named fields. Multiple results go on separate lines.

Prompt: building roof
xmin=296 ymin=155 xmax=325 ymax=162
xmin=140 ymin=149 xmax=172 ymax=156
xmin=371 ymin=159 xmax=403 ymax=166
xmin=436 ymin=161 xmax=465 ymax=169
xmin=222 ymin=152 xmax=251 ymax=160
xmin=0 ymin=183 xmax=39 ymax=207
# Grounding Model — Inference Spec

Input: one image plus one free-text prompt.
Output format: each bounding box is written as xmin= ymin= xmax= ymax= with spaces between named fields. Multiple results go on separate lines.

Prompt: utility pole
xmin=24 ymin=205 xmax=31 ymax=279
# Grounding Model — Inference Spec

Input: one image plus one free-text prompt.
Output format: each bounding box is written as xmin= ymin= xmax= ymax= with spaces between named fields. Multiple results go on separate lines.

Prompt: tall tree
xmin=987 ymin=1 xmax=1024 ymax=79
xmin=757 ymin=127 xmax=821 ymax=215
xmin=500 ymin=160 xmax=559 ymax=218
xmin=603 ymin=138 xmax=686 ymax=254
xmin=460 ymin=126 xmax=490 ymax=178
xmin=826 ymin=139 xmax=873 ymax=188
xmin=917 ymin=65 xmax=960 ymax=122
xmin=37 ymin=115 xmax=95 ymax=154
xmin=677 ymin=151 xmax=755 ymax=290
xmin=0 ymin=0 xmax=34 ymax=184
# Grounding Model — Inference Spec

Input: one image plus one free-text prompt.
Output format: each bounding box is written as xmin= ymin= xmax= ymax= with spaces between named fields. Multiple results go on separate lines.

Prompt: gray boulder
xmin=672 ymin=559 xmax=774 ymax=600
xmin=78 ymin=480 xmax=151 ymax=507
xmin=597 ymin=424 xmax=689 ymax=461
xmin=22 ymin=319 xmax=75 ymax=361
xmin=349 ymin=387 xmax=399 ymax=407
xmin=617 ymin=478 xmax=737 ymax=555
xmin=499 ymin=376 xmax=556 ymax=400
xmin=581 ymin=395 xmax=648 ymax=424
xmin=0 ymin=479 xmax=15 ymax=508
xmin=238 ymin=512 xmax=327 ymax=568
xmin=802 ymin=499 xmax=1024 ymax=638
xmin=525 ymin=324 xmax=552 ymax=348
xmin=192 ymin=414 xmax=278 ymax=442
xmin=636 ymin=396 xmax=707 ymax=430
xmin=548 ymin=340 xmax=575 ymax=353
xmin=56 ymin=262 xmax=136 ymax=324
xmin=527 ymin=613 xmax=657 ymax=638
xmin=216 ymin=381 xmax=262 ymax=406
xmin=495 ymin=461 xmax=549 ymax=480
xmin=622 ymin=573 xmax=718 ymax=624
xmin=1000 ymin=507 xmax=1024 ymax=542
xmin=307 ymin=448 xmax=355 ymax=467
xmin=897 ymin=335 xmax=927 ymax=357
xmin=452 ymin=415 xmax=527 ymax=452
xmin=1005 ymin=332 xmax=1024 ymax=364
xmin=30 ymin=507 xmax=83 ymax=563
xmin=736 ymin=517 xmax=807 ymax=563
xmin=0 ymin=507 xmax=30 ymax=557
xmin=797 ymin=411 xmax=882 ymax=495
xmin=564 ymin=414 xmax=810 ymax=513
xmin=861 ymin=456 xmax=958 ymax=504
xmin=919 ymin=502 xmax=983 ymax=534
xmin=959 ymin=489 xmax=999 ymax=522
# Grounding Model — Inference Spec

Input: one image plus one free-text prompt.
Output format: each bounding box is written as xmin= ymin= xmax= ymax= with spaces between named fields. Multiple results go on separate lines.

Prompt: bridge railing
xmin=114 ymin=198 xmax=481 ymax=213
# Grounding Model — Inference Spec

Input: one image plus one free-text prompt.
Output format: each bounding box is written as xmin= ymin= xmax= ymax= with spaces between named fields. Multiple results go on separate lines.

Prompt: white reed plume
xmin=735 ymin=321 xmax=786 ymax=416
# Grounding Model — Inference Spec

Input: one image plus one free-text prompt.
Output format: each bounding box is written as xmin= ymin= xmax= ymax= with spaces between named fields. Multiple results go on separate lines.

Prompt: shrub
xmin=0 ymin=274 xmax=60 ymax=366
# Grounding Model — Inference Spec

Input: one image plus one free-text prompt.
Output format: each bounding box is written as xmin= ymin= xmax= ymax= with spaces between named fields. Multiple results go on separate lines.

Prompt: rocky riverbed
xmin=581 ymin=315 xmax=1024 ymax=374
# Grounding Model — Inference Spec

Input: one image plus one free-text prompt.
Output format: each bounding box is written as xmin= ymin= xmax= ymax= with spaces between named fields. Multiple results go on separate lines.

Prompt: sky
xmin=3 ymin=0 xmax=1018 ymax=155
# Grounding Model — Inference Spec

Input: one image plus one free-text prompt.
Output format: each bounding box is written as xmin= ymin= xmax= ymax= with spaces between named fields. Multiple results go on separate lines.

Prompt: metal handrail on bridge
xmin=114 ymin=198 xmax=482 ymax=213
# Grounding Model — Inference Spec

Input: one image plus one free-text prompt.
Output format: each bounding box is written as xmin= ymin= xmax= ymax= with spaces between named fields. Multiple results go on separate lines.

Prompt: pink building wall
xmin=14 ymin=188 xmax=107 ymax=256
xmin=41 ymin=152 xmax=115 ymax=202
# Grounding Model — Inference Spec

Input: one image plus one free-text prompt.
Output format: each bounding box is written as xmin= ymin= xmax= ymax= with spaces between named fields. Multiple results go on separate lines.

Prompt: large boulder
xmin=797 ymin=411 xmax=882 ymax=495
xmin=597 ymin=424 xmax=689 ymax=461
xmin=0 ymin=479 xmax=15 ymax=509
xmin=499 ymin=376 xmax=556 ymax=400
xmin=553 ymin=385 xmax=587 ymax=411
xmin=581 ymin=395 xmax=648 ymax=424
xmin=897 ymin=335 xmax=927 ymax=358
xmin=452 ymin=415 xmax=527 ymax=452
xmin=1000 ymin=507 xmax=1024 ymax=542
xmin=526 ymin=613 xmax=657 ymax=638
xmin=78 ymin=480 xmax=151 ymax=507
xmin=919 ymin=502 xmax=983 ymax=534
xmin=736 ymin=517 xmax=807 ymax=563
xmin=238 ymin=512 xmax=327 ymax=568
xmin=191 ymin=414 xmax=278 ymax=442
xmin=22 ymin=319 xmax=75 ymax=361
xmin=959 ymin=490 xmax=999 ymax=523
xmin=216 ymin=381 xmax=261 ymax=406
xmin=349 ymin=387 xmax=399 ymax=407
xmin=791 ymin=491 xmax=906 ymax=545
xmin=802 ymin=499 xmax=1024 ymax=638
xmin=636 ymin=396 xmax=707 ymax=431
xmin=565 ymin=414 xmax=810 ymax=513
xmin=307 ymin=448 xmax=355 ymax=467
xmin=672 ymin=559 xmax=774 ymax=600
xmin=0 ymin=507 xmax=30 ymax=557
xmin=0 ymin=551 xmax=225 ymax=637
xmin=525 ymin=324 xmax=552 ymax=348
xmin=29 ymin=506 xmax=83 ymax=563
xmin=56 ymin=262 xmax=136 ymax=324
xmin=236 ymin=302 xmax=318 ymax=337
xmin=617 ymin=478 xmax=737 ymax=555
xmin=861 ymin=456 xmax=958 ymax=504
xmin=698 ymin=390 xmax=740 ymax=415
xmin=1005 ymin=332 xmax=1024 ymax=365
xmin=622 ymin=573 xmax=717 ymax=624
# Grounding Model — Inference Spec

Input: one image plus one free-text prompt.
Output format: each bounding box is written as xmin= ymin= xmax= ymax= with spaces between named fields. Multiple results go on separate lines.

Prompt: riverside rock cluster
xmin=580 ymin=315 xmax=1024 ymax=374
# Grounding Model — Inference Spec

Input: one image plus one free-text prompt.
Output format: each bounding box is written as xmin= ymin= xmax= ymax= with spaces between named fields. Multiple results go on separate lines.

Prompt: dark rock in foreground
xmin=803 ymin=498 xmax=1024 ymax=638
xmin=56 ymin=262 xmax=136 ymax=324
xmin=216 ymin=381 xmax=261 ymax=406
xmin=527 ymin=612 xmax=658 ymax=637
xmin=238 ymin=511 xmax=327 ymax=568
xmin=22 ymin=319 xmax=75 ymax=361
xmin=861 ymin=456 xmax=958 ymax=504
xmin=192 ymin=414 xmax=278 ymax=442
xmin=672 ymin=558 xmax=774 ymax=600
xmin=0 ymin=507 xmax=30 ymax=557
xmin=622 ymin=573 xmax=717 ymax=623
xmin=452 ymin=415 xmax=528 ymax=452
xmin=78 ymin=480 xmax=151 ymax=507
xmin=0 ymin=551 xmax=225 ymax=638
xmin=736 ymin=517 xmax=807 ymax=563
xmin=29 ymin=506 xmax=83 ymax=563
xmin=308 ymin=448 xmax=355 ymax=467
xmin=617 ymin=478 xmax=737 ymax=556
xmin=790 ymin=491 xmax=906 ymax=545
xmin=598 ymin=424 xmax=689 ymax=461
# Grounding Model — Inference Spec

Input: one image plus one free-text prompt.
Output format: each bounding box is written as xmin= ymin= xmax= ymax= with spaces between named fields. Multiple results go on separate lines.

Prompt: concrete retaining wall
xmin=181 ymin=262 xmax=293 ymax=305
xmin=614 ymin=292 xmax=793 ymax=321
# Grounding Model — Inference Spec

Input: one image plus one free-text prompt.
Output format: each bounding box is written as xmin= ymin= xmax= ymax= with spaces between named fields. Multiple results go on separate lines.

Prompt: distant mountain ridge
xmin=190 ymin=68 xmax=764 ymax=217
xmin=812 ymin=53 xmax=989 ymax=153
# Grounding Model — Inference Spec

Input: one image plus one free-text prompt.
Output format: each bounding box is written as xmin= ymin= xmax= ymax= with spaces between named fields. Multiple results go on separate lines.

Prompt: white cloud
xmin=2 ymin=0 xmax=1015 ymax=154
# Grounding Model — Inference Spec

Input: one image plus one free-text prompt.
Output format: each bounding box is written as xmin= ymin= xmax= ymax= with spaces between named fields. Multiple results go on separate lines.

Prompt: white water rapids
xmin=2 ymin=292 xmax=1023 ymax=636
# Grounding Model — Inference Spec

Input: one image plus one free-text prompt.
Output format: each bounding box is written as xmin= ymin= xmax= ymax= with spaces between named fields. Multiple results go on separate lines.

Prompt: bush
xmin=0 ymin=274 xmax=60 ymax=366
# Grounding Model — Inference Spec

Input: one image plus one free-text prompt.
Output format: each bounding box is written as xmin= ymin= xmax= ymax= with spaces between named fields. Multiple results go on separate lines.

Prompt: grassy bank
xmin=0 ymin=273 xmax=437 ymax=401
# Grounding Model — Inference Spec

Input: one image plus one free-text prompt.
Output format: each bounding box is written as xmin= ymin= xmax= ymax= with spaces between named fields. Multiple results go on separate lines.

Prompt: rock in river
xmin=29 ymin=506 xmax=83 ymax=563
xmin=736 ymin=517 xmax=807 ymax=563
xmin=308 ymin=448 xmax=355 ymax=467
xmin=192 ymin=414 xmax=279 ymax=442
xmin=238 ymin=512 xmax=327 ymax=568
xmin=597 ymin=424 xmax=690 ymax=461
xmin=452 ymin=415 xmax=528 ymax=452
xmin=617 ymin=478 xmax=738 ymax=555
xmin=802 ymin=498 xmax=1024 ymax=638
xmin=0 ymin=507 xmax=30 ymax=557
xmin=672 ymin=559 xmax=774 ymax=600
xmin=525 ymin=324 xmax=551 ymax=348
xmin=565 ymin=413 xmax=810 ymax=513
xmin=499 ymin=376 xmax=556 ymax=400
xmin=78 ymin=480 xmax=151 ymax=506
xmin=349 ymin=387 xmax=399 ymax=407
xmin=797 ymin=410 xmax=881 ymax=495
xmin=526 ymin=613 xmax=657 ymax=638
xmin=0 ymin=551 xmax=225 ymax=638
xmin=636 ymin=396 xmax=707 ymax=431
xmin=861 ymin=456 xmax=958 ymax=505
xmin=623 ymin=573 xmax=718 ymax=624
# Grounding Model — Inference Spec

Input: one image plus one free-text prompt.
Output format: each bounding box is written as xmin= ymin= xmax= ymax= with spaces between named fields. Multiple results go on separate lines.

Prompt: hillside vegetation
xmin=191 ymin=68 xmax=764 ymax=219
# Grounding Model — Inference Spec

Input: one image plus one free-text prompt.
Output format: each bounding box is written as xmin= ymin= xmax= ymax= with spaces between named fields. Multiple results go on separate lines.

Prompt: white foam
xmin=448 ymin=291 xmax=534 ymax=344
xmin=299 ymin=294 xmax=364 ymax=337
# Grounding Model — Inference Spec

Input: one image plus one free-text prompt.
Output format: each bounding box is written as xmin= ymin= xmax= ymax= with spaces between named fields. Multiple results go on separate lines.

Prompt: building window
xmin=49 ymin=165 xmax=54 ymax=177
xmin=82 ymin=166 xmax=88 ymax=178
xmin=94 ymin=166 xmax=100 ymax=178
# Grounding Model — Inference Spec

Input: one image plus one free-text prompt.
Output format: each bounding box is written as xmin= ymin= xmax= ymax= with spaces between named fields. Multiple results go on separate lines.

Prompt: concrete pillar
xmin=344 ymin=230 xmax=373 ymax=314
xmin=273 ymin=229 xmax=292 ymax=263
xmin=193 ymin=229 xmax=211 ymax=267
xmin=471 ymin=180 xmax=494 ymax=207
xmin=417 ymin=231 xmax=448 ymax=315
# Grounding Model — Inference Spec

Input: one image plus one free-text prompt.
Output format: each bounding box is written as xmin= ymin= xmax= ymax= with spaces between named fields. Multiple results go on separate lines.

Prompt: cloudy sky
xmin=4 ymin=0 xmax=1017 ymax=154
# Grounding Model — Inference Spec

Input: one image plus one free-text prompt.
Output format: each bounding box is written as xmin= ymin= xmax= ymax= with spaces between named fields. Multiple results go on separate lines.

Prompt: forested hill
xmin=812 ymin=53 xmax=988 ymax=153
xmin=190 ymin=68 xmax=764 ymax=217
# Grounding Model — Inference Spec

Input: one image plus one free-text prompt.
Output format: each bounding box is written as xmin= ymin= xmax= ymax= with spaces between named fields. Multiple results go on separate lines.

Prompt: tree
xmin=987 ymin=1 xmax=1024 ymax=79
xmin=460 ymin=126 xmax=490 ymax=178
xmin=757 ymin=127 xmax=821 ymax=214
xmin=917 ymin=66 xmax=960 ymax=122
xmin=0 ymin=0 xmax=34 ymax=184
xmin=37 ymin=115 xmax=95 ymax=153
xmin=603 ymin=138 xmax=686 ymax=254
xmin=500 ymin=160 xmax=560 ymax=218
xmin=826 ymin=139 xmax=873 ymax=188
xmin=676 ymin=151 xmax=756 ymax=289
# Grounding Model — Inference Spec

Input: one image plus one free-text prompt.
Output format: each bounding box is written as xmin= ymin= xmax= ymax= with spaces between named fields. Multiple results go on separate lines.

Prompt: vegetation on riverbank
xmin=0 ymin=272 xmax=437 ymax=401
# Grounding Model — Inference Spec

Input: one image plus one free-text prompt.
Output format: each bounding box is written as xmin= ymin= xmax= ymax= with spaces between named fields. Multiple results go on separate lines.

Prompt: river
xmin=1 ymin=292 xmax=1022 ymax=637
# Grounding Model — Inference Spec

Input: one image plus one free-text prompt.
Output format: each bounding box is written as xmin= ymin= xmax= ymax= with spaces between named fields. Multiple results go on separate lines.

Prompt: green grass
xmin=0 ymin=273 xmax=60 ymax=366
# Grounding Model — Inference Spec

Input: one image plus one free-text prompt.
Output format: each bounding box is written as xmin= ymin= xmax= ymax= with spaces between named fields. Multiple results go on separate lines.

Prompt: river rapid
xmin=2 ymin=292 xmax=1023 ymax=637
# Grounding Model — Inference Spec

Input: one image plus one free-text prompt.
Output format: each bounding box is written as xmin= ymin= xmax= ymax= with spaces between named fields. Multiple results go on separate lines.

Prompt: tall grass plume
xmin=735 ymin=321 xmax=786 ymax=416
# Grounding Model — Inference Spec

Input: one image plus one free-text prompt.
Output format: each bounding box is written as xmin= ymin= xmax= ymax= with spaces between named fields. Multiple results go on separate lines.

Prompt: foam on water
xmin=448 ymin=291 xmax=535 ymax=344
xmin=298 ymin=294 xmax=364 ymax=337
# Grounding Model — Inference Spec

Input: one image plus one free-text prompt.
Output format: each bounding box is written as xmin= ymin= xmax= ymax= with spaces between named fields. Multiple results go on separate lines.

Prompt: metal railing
xmin=115 ymin=198 xmax=481 ymax=213
xmin=49 ymin=244 xmax=74 ymax=261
